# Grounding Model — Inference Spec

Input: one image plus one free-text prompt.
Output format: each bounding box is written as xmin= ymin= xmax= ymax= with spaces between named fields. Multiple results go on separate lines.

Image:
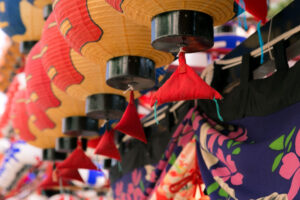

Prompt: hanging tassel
xmin=114 ymin=91 xmax=147 ymax=143
xmin=213 ymin=98 xmax=223 ymax=122
xmin=257 ymin=20 xmax=264 ymax=64
xmin=154 ymin=100 xmax=159 ymax=125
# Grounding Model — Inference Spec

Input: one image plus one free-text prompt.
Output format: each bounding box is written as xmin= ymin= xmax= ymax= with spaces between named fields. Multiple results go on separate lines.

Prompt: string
xmin=213 ymin=98 xmax=224 ymax=122
xmin=154 ymin=100 xmax=159 ymax=125
xmin=238 ymin=0 xmax=248 ymax=31
xmin=257 ymin=20 xmax=264 ymax=64
xmin=123 ymin=84 xmax=134 ymax=94
xmin=267 ymin=19 xmax=274 ymax=60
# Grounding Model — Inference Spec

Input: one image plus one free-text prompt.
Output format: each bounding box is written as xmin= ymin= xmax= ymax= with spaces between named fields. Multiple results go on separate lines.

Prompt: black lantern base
xmin=151 ymin=10 xmax=214 ymax=53
xmin=20 ymin=41 xmax=38 ymax=54
xmin=86 ymin=94 xmax=126 ymax=120
xmin=106 ymin=56 xmax=156 ymax=91
xmin=55 ymin=137 xmax=87 ymax=153
xmin=62 ymin=116 xmax=99 ymax=137
xmin=43 ymin=4 xmax=53 ymax=20
xmin=42 ymin=148 xmax=67 ymax=161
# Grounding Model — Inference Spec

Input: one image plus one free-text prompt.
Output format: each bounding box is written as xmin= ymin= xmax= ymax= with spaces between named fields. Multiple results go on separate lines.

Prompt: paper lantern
xmin=0 ymin=0 xmax=44 ymax=53
xmin=25 ymin=42 xmax=60 ymax=132
xmin=24 ymin=43 xmax=100 ymax=151
xmin=53 ymin=0 xmax=174 ymax=91
xmin=105 ymin=0 xmax=235 ymax=53
xmin=0 ymin=76 xmax=20 ymax=134
xmin=0 ymin=69 xmax=10 ymax=91
xmin=0 ymin=140 xmax=42 ymax=192
xmin=30 ymin=0 xmax=52 ymax=8
xmin=29 ymin=0 xmax=53 ymax=20
xmin=39 ymin=13 xmax=130 ymax=120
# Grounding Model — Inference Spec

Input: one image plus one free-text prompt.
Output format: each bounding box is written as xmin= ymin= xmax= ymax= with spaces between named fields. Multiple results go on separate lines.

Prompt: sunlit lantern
xmin=0 ymin=0 xmax=44 ymax=53
xmin=53 ymin=0 xmax=174 ymax=91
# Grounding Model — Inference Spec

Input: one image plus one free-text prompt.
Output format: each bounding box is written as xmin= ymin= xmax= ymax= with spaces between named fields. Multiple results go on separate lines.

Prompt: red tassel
xmin=235 ymin=0 xmax=268 ymax=24
xmin=56 ymin=148 xmax=98 ymax=170
xmin=115 ymin=91 xmax=147 ymax=143
xmin=94 ymin=129 xmax=121 ymax=161
xmin=57 ymin=168 xmax=84 ymax=182
xmin=151 ymin=52 xmax=222 ymax=106
xmin=39 ymin=164 xmax=69 ymax=189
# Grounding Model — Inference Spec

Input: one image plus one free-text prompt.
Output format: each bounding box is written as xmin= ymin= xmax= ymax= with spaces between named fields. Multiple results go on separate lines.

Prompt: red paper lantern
xmin=105 ymin=0 xmax=235 ymax=53
xmin=39 ymin=13 xmax=130 ymax=101
xmin=0 ymin=76 xmax=20 ymax=134
xmin=53 ymin=0 xmax=174 ymax=91
xmin=10 ymin=89 xmax=36 ymax=141
xmin=25 ymin=42 xmax=59 ymax=132
xmin=24 ymin=42 xmax=99 ymax=149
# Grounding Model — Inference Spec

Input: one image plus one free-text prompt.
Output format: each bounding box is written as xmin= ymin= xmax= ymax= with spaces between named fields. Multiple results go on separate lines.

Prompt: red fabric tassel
xmin=151 ymin=52 xmax=222 ymax=106
xmin=169 ymin=169 xmax=203 ymax=194
xmin=88 ymin=137 xmax=102 ymax=149
xmin=56 ymin=148 xmax=98 ymax=170
xmin=235 ymin=0 xmax=268 ymax=24
xmin=94 ymin=129 xmax=121 ymax=161
xmin=115 ymin=91 xmax=147 ymax=143
xmin=39 ymin=164 xmax=69 ymax=189
xmin=56 ymin=168 xmax=84 ymax=183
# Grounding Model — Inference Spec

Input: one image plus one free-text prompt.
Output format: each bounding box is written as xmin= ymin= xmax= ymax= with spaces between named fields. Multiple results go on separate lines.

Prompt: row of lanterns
xmin=0 ymin=0 xmax=267 ymax=194
xmin=0 ymin=0 xmax=235 ymax=155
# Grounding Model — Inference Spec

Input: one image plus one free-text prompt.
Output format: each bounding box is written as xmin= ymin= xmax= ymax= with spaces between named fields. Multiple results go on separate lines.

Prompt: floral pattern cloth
xmin=149 ymin=139 xmax=199 ymax=200
xmin=195 ymin=102 xmax=300 ymax=199
xmin=112 ymin=108 xmax=196 ymax=200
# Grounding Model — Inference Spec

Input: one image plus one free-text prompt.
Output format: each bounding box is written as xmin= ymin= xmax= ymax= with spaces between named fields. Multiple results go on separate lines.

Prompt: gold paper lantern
xmin=0 ymin=0 xmax=45 ymax=53
xmin=106 ymin=0 xmax=235 ymax=53
xmin=53 ymin=0 xmax=174 ymax=91
xmin=25 ymin=42 xmax=100 ymax=151
xmin=40 ymin=13 xmax=139 ymax=119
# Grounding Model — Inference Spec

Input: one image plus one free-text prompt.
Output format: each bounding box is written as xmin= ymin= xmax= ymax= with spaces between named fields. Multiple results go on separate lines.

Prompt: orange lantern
xmin=30 ymin=0 xmax=53 ymax=20
xmin=0 ymin=76 xmax=20 ymax=134
xmin=0 ymin=68 xmax=11 ymax=91
xmin=10 ymin=89 xmax=36 ymax=141
xmin=53 ymin=0 xmax=174 ymax=92
xmin=105 ymin=0 xmax=235 ymax=53
xmin=25 ymin=42 xmax=99 ymax=153
xmin=30 ymin=0 xmax=52 ymax=8
xmin=0 ymin=0 xmax=45 ymax=53
xmin=39 ymin=13 xmax=132 ymax=119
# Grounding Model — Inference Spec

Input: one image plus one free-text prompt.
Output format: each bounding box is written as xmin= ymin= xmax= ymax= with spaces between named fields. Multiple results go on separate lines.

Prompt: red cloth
xmin=57 ymin=148 xmax=98 ymax=170
xmin=236 ymin=0 xmax=268 ymax=24
xmin=57 ymin=168 xmax=84 ymax=182
xmin=39 ymin=164 xmax=69 ymax=189
xmin=94 ymin=129 xmax=121 ymax=161
xmin=151 ymin=52 xmax=222 ymax=106
xmin=88 ymin=137 xmax=101 ymax=149
xmin=115 ymin=91 xmax=147 ymax=143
